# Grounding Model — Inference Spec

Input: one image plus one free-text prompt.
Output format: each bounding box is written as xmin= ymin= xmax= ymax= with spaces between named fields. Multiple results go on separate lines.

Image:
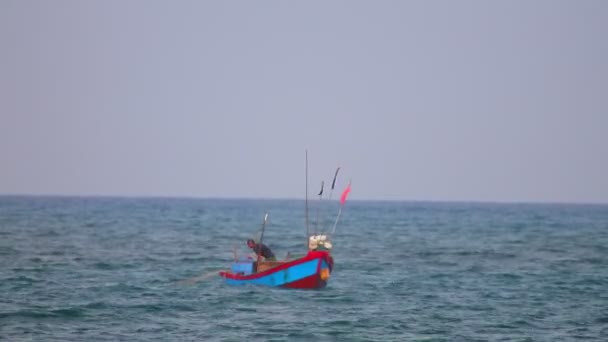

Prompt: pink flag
xmin=340 ymin=182 xmax=351 ymax=205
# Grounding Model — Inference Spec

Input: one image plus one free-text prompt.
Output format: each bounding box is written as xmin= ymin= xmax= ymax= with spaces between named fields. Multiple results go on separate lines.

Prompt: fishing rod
xmin=257 ymin=212 xmax=269 ymax=262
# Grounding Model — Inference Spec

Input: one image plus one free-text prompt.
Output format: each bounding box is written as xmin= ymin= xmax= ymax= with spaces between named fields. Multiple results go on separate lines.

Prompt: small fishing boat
xmin=218 ymin=247 xmax=334 ymax=289
xmin=218 ymin=152 xmax=351 ymax=289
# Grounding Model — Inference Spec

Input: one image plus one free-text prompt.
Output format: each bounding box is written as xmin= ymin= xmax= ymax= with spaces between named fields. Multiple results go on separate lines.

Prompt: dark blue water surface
xmin=1 ymin=196 xmax=607 ymax=341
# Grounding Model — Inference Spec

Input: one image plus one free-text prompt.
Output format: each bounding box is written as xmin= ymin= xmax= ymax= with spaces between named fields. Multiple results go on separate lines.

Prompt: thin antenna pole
xmin=305 ymin=150 xmax=309 ymax=247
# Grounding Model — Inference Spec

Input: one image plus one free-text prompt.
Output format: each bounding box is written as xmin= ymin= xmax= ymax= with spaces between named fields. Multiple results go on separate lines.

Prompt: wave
xmin=0 ymin=307 xmax=85 ymax=319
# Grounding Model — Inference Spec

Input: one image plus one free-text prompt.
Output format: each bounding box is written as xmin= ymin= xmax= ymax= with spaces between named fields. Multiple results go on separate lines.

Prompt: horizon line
xmin=0 ymin=192 xmax=606 ymax=206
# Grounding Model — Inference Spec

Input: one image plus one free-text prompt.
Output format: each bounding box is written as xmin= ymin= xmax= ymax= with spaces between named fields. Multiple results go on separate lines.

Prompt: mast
xmin=305 ymin=150 xmax=309 ymax=247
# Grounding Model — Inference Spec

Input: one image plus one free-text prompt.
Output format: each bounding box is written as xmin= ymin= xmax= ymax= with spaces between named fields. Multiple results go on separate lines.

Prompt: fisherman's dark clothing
xmin=252 ymin=243 xmax=275 ymax=260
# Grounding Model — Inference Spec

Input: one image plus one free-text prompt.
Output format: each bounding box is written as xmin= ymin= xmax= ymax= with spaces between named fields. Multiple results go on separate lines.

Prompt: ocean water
xmin=1 ymin=196 xmax=607 ymax=341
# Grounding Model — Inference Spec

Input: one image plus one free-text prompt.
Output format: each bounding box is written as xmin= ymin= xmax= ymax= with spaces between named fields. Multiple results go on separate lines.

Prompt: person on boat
xmin=246 ymin=239 xmax=276 ymax=261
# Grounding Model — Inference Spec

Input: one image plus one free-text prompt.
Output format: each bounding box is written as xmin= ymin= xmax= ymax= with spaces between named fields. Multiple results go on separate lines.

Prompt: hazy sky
xmin=1 ymin=1 xmax=607 ymax=203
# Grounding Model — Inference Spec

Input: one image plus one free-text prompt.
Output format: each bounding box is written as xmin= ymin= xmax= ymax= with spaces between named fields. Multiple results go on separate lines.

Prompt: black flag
xmin=331 ymin=167 xmax=341 ymax=190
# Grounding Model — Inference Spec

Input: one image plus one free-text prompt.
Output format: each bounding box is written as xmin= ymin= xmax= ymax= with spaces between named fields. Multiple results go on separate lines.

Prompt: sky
xmin=1 ymin=1 xmax=607 ymax=203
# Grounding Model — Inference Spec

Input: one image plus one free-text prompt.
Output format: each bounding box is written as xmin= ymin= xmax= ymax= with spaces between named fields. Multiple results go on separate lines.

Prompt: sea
xmin=1 ymin=196 xmax=607 ymax=341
